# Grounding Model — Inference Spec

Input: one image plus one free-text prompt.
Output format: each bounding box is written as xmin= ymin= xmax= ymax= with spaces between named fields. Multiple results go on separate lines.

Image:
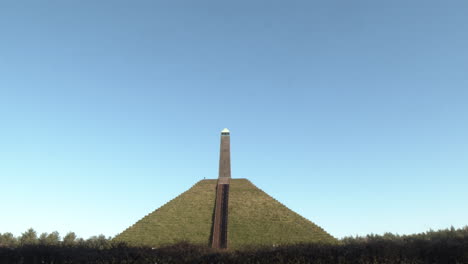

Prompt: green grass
xmin=114 ymin=179 xmax=337 ymax=248
xmin=114 ymin=180 xmax=217 ymax=247
xmin=228 ymin=179 xmax=337 ymax=248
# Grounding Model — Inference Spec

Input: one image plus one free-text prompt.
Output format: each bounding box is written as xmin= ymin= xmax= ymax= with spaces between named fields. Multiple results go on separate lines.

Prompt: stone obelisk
xmin=211 ymin=128 xmax=231 ymax=249
xmin=218 ymin=128 xmax=231 ymax=182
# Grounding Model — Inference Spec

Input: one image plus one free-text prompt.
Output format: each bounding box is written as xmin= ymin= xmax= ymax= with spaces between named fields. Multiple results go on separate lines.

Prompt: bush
xmin=0 ymin=226 xmax=467 ymax=263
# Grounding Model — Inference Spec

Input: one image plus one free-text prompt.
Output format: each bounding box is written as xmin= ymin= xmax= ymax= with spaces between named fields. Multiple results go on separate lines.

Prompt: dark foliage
xmin=0 ymin=226 xmax=467 ymax=263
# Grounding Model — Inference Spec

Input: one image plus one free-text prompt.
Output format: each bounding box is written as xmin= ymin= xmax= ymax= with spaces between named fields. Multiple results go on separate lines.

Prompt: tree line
xmin=0 ymin=228 xmax=111 ymax=249
xmin=0 ymin=226 xmax=467 ymax=263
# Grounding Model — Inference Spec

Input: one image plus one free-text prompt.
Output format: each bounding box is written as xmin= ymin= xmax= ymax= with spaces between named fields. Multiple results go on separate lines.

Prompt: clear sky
xmin=1 ymin=0 xmax=467 ymax=239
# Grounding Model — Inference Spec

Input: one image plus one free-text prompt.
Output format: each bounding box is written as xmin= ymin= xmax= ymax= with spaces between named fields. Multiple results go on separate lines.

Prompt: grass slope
xmin=114 ymin=180 xmax=217 ymax=247
xmin=115 ymin=179 xmax=336 ymax=248
xmin=228 ymin=179 xmax=337 ymax=248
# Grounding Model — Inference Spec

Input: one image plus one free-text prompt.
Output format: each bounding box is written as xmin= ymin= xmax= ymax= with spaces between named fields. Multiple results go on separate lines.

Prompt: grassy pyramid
xmin=114 ymin=179 xmax=336 ymax=248
xmin=115 ymin=180 xmax=217 ymax=247
xmin=228 ymin=179 xmax=335 ymax=248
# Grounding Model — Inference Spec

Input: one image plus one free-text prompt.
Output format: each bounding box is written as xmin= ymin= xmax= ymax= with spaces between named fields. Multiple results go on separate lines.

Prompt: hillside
xmin=114 ymin=179 xmax=336 ymax=248
xmin=228 ymin=179 xmax=336 ymax=248
xmin=114 ymin=180 xmax=217 ymax=246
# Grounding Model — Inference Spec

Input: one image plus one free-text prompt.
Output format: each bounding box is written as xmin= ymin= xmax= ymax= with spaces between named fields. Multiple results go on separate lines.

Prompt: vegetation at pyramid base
xmin=0 ymin=229 xmax=112 ymax=249
xmin=1 ymin=227 xmax=467 ymax=264
xmin=114 ymin=179 xmax=336 ymax=248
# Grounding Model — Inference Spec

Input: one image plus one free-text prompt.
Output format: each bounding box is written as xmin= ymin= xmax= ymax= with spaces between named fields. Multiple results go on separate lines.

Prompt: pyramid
xmin=114 ymin=178 xmax=336 ymax=249
xmin=115 ymin=129 xmax=336 ymax=248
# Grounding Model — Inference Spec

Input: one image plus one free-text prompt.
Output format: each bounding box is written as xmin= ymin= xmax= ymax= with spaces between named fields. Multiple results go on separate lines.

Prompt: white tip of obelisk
xmin=221 ymin=128 xmax=230 ymax=133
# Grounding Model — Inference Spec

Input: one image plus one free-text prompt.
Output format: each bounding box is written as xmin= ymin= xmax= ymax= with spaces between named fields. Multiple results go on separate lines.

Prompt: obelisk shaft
xmin=218 ymin=129 xmax=231 ymax=181
xmin=212 ymin=128 xmax=231 ymax=249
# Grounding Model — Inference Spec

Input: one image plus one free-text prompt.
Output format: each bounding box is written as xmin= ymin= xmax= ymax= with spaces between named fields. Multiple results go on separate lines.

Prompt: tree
xmin=20 ymin=228 xmax=38 ymax=245
xmin=38 ymin=231 xmax=60 ymax=245
xmin=46 ymin=231 xmax=60 ymax=245
xmin=85 ymin=235 xmax=111 ymax=249
xmin=38 ymin=232 xmax=48 ymax=245
xmin=63 ymin=232 xmax=77 ymax=247
xmin=75 ymin=237 xmax=86 ymax=247
xmin=0 ymin=232 xmax=18 ymax=247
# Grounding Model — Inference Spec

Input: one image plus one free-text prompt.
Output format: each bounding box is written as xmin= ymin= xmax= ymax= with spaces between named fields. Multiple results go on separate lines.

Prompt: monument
xmin=114 ymin=129 xmax=336 ymax=249
xmin=211 ymin=128 xmax=231 ymax=249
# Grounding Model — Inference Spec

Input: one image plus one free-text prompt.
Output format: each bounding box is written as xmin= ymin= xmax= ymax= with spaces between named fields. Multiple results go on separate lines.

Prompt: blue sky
xmin=0 ymin=0 xmax=467 ymax=239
